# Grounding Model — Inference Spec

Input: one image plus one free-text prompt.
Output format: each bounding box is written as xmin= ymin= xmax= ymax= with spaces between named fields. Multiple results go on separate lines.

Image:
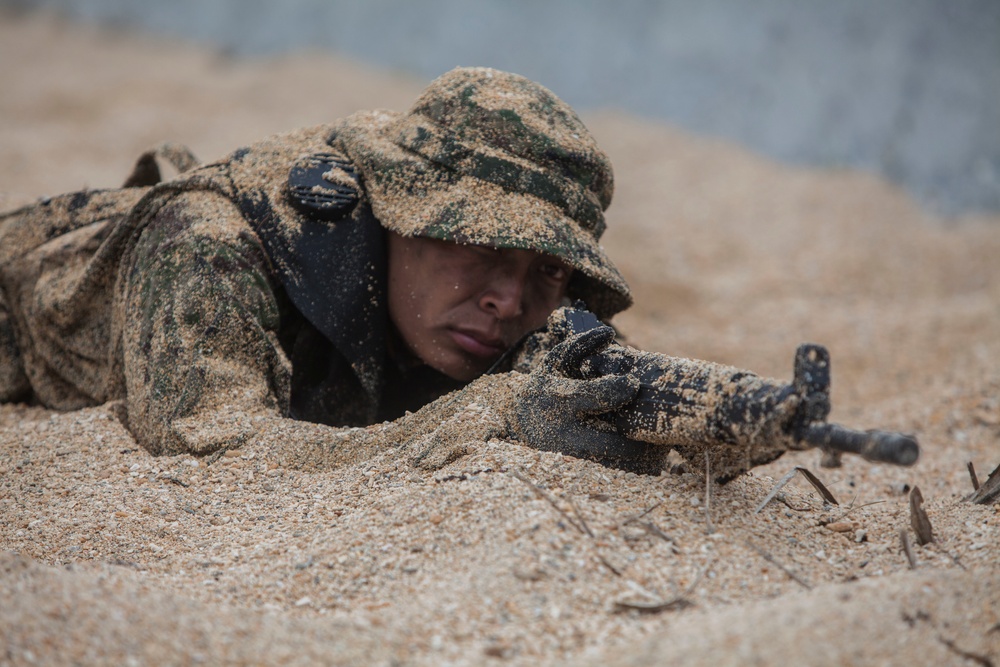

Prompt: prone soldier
xmin=0 ymin=67 xmax=916 ymax=478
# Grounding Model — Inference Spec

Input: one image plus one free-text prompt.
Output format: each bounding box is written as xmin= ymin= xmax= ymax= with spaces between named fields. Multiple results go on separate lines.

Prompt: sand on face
xmin=1 ymin=11 xmax=999 ymax=667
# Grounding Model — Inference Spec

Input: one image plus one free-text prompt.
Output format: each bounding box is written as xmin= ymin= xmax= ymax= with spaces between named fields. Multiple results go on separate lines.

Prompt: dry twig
xmin=622 ymin=502 xmax=662 ymax=525
xmin=754 ymin=468 xmax=799 ymax=514
xmin=970 ymin=462 xmax=1000 ymax=505
xmin=745 ymin=540 xmax=812 ymax=589
xmin=795 ymin=467 xmax=839 ymax=505
xmin=639 ymin=521 xmax=674 ymax=546
xmin=612 ymin=557 xmax=710 ymax=613
xmin=967 ymin=461 xmax=981 ymax=491
xmin=937 ymin=636 xmax=993 ymax=667
xmin=908 ymin=486 xmax=935 ymax=545
xmin=900 ymin=529 xmax=917 ymax=569
xmin=159 ymin=474 xmax=190 ymax=488
xmin=754 ymin=466 xmax=838 ymax=514
xmin=597 ymin=555 xmax=622 ymax=576
xmin=818 ymin=499 xmax=886 ymax=526
xmin=509 ymin=470 xmax=586 ymax=535
xmin=566 ymin=495 xmax=594 ymax=539
xmin=779 ymin=497 xmax=814 ymax=512
xmin=612 ymin=597 xmax=693 ymax=614
xmin=704 ymin=452 xmax=714 ymax=534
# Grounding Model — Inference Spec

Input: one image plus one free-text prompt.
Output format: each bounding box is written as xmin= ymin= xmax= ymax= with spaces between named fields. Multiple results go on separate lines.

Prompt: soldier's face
xmin=386 ymin=233 xmax=573 ymax=381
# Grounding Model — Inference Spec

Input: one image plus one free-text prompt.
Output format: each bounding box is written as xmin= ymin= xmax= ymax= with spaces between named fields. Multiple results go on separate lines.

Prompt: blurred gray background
xmin=4 ymin=0 xmax=999 ymax=215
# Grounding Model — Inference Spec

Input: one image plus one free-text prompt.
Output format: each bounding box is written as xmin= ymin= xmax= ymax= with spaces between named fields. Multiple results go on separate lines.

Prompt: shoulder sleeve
xmin=119 ymin=191 xmax=293 ymax=455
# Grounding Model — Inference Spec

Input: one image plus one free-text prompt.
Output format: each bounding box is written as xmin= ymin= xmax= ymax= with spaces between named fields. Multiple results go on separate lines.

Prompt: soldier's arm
xmin=119 ymin=191 xmax=295 ymax=456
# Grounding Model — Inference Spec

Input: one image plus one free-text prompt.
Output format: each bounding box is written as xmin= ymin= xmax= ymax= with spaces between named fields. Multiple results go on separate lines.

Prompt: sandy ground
xmin=2 ymin=10 xmax=999 ymax=667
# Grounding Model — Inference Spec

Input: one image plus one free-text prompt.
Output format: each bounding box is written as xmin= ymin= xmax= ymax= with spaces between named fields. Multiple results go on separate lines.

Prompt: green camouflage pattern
xmin=0 ymin=187 xmax=148 ymax=408
xmin=118 ymin=191 xmax=292 ymax=455
xmin=400 ymin=79 xmax=612 ymax=234
xmin=0 ymin=180 xmax=292 ymax=455
xmin=335 ymin=67 xmax=632 ymax=320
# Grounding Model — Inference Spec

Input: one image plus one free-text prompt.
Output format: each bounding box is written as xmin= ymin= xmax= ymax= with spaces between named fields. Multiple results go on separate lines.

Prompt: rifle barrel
xmin=800 ymin=423 xmax=919 ymax=466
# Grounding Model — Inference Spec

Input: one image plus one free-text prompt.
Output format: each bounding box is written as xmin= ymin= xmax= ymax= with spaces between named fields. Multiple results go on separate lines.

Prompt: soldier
xmin=0 ymin=67 xmax=655 ymax=471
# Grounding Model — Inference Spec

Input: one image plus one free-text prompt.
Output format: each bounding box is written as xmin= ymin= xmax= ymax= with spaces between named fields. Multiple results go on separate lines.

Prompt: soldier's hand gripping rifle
xmin=509 ymin=306 xmax=919 ymax=481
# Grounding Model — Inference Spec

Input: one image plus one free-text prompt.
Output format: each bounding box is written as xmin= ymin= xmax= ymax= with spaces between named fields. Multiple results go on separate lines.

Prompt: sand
xmin=2 ymin=10 xmax=999 ymax=667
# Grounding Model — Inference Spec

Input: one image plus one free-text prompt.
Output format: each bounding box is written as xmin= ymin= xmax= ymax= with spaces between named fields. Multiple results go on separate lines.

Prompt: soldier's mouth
xmin=448 ymin=328 xmax=506 ymax=359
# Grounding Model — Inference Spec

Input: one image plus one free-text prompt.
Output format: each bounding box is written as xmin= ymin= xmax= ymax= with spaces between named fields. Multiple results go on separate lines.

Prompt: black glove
xmin=511 ymin=325 xmax=664 ymax=474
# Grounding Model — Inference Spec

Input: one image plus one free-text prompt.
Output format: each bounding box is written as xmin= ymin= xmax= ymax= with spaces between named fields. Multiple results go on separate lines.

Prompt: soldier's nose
xmin=479 ymin=278 xmax=524 ymax=320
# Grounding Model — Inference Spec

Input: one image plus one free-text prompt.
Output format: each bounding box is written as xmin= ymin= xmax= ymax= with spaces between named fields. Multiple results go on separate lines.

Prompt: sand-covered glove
xmin=510 ymin=325 xmax=664 ymax=474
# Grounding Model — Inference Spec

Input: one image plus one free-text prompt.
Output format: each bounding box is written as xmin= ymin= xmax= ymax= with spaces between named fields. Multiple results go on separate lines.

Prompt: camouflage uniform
xmin=0 ymin=68 xmax=635 ymax=467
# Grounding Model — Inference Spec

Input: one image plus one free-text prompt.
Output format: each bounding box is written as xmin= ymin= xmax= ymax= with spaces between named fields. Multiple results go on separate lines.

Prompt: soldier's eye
xmin=539 ymin=262 xmax=569 ymax=282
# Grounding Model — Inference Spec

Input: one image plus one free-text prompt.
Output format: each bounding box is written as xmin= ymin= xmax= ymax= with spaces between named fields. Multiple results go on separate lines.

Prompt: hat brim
xmin=335 ymin=111 xmax=632 ymax=320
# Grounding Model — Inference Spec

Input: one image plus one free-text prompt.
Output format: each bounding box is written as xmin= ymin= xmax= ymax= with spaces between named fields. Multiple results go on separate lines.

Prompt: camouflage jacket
xmin=0 ymin=126 xmax=500 ymax=462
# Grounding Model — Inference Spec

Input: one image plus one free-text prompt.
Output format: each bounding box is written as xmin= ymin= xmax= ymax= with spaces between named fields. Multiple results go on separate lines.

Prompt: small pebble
xmin=825 ymin=521 xmax=858 ymax=533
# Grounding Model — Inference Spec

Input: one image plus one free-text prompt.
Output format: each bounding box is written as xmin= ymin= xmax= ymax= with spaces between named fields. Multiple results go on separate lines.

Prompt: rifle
xmin=522 ymin=306 xmax=919 ymax=481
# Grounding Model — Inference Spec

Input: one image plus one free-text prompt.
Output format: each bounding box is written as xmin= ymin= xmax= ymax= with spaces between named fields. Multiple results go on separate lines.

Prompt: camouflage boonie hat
xmin=334 ymin=66 xmax=632 ymax=319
